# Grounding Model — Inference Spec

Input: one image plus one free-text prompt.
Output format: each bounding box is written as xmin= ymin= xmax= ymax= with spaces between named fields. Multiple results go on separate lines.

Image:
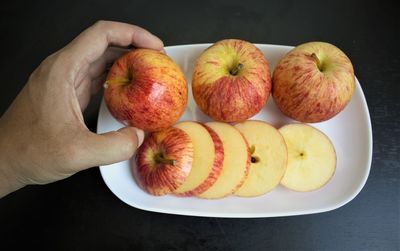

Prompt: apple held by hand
xmin=135 ymin=127 xmax=193 ymax=196
xmin=192 ymin=39 xmax=271 ymax=122
xmin=272 ymin=42 xmax=355 ymax=122
xmin=104 ymin=49 xmax=187 ymax=132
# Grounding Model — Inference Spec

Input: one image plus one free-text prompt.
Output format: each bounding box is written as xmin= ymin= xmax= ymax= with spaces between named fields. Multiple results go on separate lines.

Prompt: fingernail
xmin=143 ymin=32 xmax=164 ymax=50
xmin=133 ymin=127 xmax=145 ymax=147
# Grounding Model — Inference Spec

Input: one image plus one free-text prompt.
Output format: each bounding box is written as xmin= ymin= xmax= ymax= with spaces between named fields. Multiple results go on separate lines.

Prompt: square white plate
xmin=97 ymin=44 xmax=373 ymax=218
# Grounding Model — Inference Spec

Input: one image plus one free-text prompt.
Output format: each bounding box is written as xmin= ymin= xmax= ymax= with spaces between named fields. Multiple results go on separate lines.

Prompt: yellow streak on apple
xmin=195 ymin=42 xmax=265 ymax=84
xmin=291 ymin=42 xmax=355 ymax=104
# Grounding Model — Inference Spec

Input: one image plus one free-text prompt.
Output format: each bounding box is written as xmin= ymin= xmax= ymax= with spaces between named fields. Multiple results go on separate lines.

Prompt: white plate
xmin=97 ymin=44 xmax=373 ymax=218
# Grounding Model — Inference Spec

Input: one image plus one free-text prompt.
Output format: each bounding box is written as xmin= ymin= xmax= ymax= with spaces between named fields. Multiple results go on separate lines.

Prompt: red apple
xmin=104 ymin=49 xmax=187 ymax=132
xmin=192 ymin=39 xmax=271 ymax=122
xmin=272 ymin=42 xmax=355 ymax=122
xmin=134 ymin=127 xmax=193 ymax=196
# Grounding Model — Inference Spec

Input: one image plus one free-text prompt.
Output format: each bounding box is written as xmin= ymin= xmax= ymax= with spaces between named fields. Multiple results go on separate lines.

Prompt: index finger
xmin=62 ymin=20 xmax=164 ymax=68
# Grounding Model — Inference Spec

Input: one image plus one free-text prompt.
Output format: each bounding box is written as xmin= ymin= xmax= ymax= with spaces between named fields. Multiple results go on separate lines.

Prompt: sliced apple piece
xmin=134 ymin=127 xmax=194 ymax=196
xmin=279 ymin=124 xmax=336 ymax=192
xmin=173 ymin=121 xmax=224 ymax=196
xmin=234 ymin=120 xmax=288 ymax=197
xmin=198 ymin=122 xmax=250 ymax=199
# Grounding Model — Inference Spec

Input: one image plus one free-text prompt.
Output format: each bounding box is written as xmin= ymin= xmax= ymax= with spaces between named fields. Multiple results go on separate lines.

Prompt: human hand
xmin=0 ymin=21 xmax=164 ymax=197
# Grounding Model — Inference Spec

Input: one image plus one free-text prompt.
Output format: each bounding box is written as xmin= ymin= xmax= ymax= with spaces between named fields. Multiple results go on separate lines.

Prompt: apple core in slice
xmin=173 ymin=121 xmax=224 ymax=196
xmin=234 ymin=121 xmax=288 ymax=197
xmin=279 ymin=124 xmax=336 ymax=192
xmin=198 ymin=122 xmax=250 ymax=199
xmin=134 ymin=127 xmax=194 ymax=196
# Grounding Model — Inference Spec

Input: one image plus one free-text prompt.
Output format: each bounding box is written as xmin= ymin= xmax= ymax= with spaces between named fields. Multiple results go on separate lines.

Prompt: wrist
xmin=0 ymin=122 xmax=25 ymax=198
xmin=0 ymin=150 xmax=25 ymax=198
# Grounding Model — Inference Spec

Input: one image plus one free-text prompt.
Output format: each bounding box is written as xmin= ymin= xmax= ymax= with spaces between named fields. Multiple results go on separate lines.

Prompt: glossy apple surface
xmin=104 ymin=49 xmax=187 ymax=131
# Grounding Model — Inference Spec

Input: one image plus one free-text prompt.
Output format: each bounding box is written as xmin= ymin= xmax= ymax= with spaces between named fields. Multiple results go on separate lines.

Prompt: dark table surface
xmin=1 ymin=0 xmax=399 ymax=250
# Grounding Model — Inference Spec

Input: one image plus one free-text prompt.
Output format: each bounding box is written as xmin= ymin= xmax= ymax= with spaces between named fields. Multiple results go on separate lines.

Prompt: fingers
xmin=89 ymin=47 xmax=129 ymax=80
xmin=88 ymin=47 xmax=130 ymax=96
xmin=73 ymin=127 xmax=144 ymax=170
xmin=63 ymin=21 xmax=164 ymax=67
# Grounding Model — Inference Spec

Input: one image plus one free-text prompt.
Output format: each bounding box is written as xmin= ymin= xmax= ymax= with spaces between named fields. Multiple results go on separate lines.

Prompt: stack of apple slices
xmin=134 ymin=120 xmax=336 ymax=198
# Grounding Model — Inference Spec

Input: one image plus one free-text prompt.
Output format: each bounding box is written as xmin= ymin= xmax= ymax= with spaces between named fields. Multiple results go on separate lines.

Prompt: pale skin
xmin=0 ymin=21 xmax=164 ymax=198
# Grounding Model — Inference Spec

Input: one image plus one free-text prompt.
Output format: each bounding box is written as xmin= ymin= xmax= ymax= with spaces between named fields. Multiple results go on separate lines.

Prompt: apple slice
xmin=234 ymin=121 xmax=288 ymax=197
xmin=198 ymin=122 xmax=250 ymax=199
xmin=173 ymin=121 xmax=224 ymax=196
xmin=134 ymin=127 xmax=194 ymax=196
xmin=279 ymin=124 xmax=336 ymax=192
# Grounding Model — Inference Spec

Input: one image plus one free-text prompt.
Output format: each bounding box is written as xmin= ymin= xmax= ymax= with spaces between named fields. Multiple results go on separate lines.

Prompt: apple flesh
xmin=198 ymin=122 xmax=250 ymax=199
xmin=192 ymin=39 xmax=271 ymax=122
xmin=134 ymin=127 xmax=193 ymax=196
xmin=234 ymin=121 xmax=288 ymax=197
xmin=272 ymin=42 xmax=355 ymax=122
xmin=173 ymin=121 xmax=224 ymax=196
xmin=104 ymin=49 xmax=187 ymax=131
xmin=279 ymin=124 xmax=336 ymax=192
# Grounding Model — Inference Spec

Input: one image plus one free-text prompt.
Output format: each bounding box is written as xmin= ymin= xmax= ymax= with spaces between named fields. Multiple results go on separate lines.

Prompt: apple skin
xmin=192 ymin=39 xmax=271 ymax=122
xmin=175 ymin=123 xmax=224 ymax=196
xmin=134 ymin=127 xmax=193 ymax=196
xmin=104 ymin=49 xmax=187 ymax=132
xmin=272 ymin=42 xmax=355 ymax=122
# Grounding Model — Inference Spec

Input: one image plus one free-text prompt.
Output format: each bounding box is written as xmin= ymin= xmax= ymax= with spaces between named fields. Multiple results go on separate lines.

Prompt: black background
xmin=1 ymin=0 xmax=399 ymax=250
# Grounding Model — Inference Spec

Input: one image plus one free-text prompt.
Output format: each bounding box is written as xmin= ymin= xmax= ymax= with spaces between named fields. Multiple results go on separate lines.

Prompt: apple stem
xmin=311 ymin=53 xmax=322 ymax=71
xmin=103 ymin=78 xmax=131 ymax=88
xmin=229 ymin=63 xmax=243 ymax=76
xmin=154 ymin=153 xmax=176 ymax=166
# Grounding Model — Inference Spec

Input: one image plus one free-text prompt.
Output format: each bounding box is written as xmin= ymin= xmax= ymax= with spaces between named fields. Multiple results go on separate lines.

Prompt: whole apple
xmin=192 ymin=39 xmax=271 ymax=122
xmin=272 ymin=42 xmax=355 ymax=122
xmin=104 ymin=49 xmax=187 ymax=131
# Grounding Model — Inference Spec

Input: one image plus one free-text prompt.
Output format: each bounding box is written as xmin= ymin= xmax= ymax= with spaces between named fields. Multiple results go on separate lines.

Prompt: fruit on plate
xmin=279 ymin=124 xmax=336 ymax=192
xmin=192 ymin=39 xmax=271 ymax=122
xmin=134 ymin=127 xmax=193 ymax=196
xmin=234 ymin=121 xmax=288 ymax=197
xmin=104 ymin=49 xmax=187 ymax=131
xmin=173 ymin=121 xmax=224 ymax=196
xmin=272 ymin=41 xmax=355 ymax=122
xmin=198 ymin=122 xmax=250 ymax=199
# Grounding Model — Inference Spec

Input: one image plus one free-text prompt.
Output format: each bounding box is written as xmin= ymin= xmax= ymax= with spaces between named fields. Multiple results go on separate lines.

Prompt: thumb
xmin=75 ymin=127 xmax=144 ymax=170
